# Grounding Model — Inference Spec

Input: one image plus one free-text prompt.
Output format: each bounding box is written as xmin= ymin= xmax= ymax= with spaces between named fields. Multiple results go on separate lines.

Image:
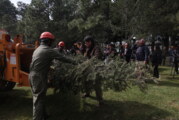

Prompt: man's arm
xmin=50 ymin=49 xmax=76 ymax=64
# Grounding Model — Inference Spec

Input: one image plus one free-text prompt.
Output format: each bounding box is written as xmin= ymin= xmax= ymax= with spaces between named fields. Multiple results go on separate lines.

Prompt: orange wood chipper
xmin=0 ymin=30 xmax=36 ymax=91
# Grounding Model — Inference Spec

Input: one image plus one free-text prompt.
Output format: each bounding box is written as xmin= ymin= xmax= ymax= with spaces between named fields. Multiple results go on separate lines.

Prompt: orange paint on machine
xmin=0 ymin=30 xmax=37 ymax=91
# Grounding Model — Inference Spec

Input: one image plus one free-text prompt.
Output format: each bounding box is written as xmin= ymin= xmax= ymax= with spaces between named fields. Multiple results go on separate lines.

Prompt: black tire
xmin=0 ymin=80 xmax=16 ymax=91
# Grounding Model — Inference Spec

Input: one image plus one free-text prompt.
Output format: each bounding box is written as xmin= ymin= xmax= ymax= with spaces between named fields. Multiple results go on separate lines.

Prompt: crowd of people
xmin=29 ymin=32 xmax=179 ymax=120
xmin=55 ymin=37 xmax=179 ymax=78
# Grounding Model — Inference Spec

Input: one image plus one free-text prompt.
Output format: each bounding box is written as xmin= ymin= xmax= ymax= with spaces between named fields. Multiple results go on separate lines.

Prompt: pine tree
xmin=49 ymin=55 xmax=155 ymax=94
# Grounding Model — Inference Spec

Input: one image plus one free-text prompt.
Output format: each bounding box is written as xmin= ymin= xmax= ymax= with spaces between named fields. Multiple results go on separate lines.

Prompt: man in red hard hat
xmin=56 ymin=41 xmax=67 ymax=54
xmin=29 ymin=32 xmax=75 ymax=120
xmin=58 ymin=41 xmax=65 ymax=47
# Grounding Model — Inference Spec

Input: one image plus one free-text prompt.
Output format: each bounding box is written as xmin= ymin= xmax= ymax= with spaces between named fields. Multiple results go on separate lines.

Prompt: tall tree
xmin=15 ymin=0 xmax=179 ymax=44
xmin=49 ymin=0 xmax=80 ymax=45
xmin=17 ymin=0 xmax=51 ymax=43
xmin=0 ymin=0 xmax=17 ymax=35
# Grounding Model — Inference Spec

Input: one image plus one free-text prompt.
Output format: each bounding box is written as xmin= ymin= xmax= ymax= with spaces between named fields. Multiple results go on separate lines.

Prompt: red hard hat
xmin=40 ymin=32 xmax=55 ymax=39
xmin=58 ymin=41 xmax=65 ymax=47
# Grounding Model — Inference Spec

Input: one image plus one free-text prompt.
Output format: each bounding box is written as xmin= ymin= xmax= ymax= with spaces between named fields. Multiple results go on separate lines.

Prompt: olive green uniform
xmin=29 ymin=44 xmax=73 ymax=120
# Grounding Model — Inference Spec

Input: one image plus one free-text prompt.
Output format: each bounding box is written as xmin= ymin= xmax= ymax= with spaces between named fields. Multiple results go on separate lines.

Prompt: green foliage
xmin=0 ymin=0 xmax=17 ymax=35
xmin=1 ymin=0 xmax=178 ymax=43
xmin=49 ymin=55 xmax=155 ymax=94
xmin=132 ymin=63 xmax=157 ymax=91
xmin=69 ymin=15 xmax=104 ymax=33
xmin=16 ymin=0 xmax=51 ymax=42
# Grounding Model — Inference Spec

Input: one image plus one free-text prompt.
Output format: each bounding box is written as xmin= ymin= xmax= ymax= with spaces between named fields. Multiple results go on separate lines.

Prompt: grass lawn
xmin=0 ymin=66 xmax=179 ymax=120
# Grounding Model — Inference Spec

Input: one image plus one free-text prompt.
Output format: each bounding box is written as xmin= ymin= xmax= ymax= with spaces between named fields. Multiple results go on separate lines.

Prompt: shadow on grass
xmin=159 ymin=67 xmax=170 ymax=73
xmin=0 ymin=89 xmax=32 ymax=120
xmin=148 ymin=77 xmax=179 ymax=88
xmin=157 ymin=80 xmax=179 ymax=88
xmin=0 ymin=90 xmax=172 ymax=120
xmin=47 ymin=93 xmax=171 ymax=120
xmin=165 ymin=75 xmax=179 ymax=80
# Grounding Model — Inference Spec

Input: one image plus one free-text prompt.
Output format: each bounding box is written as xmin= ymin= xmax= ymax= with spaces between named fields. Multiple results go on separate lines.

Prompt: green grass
xmin=0 ymin=66 xmax=179 ymax=120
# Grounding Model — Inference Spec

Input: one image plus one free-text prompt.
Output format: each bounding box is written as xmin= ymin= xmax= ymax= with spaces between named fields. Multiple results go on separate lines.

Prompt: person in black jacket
xmin=124 ymin=43 xmax=132 ymax=63
xmin=131 ymin=40 xmax=139 ymax=61
xmin=151 ymin=45 xmax=162 ymax=78
xmin=83 ymin=35 xmax=104 ymax=106
xmin=172 ymin=46 xmax=179 ymax=74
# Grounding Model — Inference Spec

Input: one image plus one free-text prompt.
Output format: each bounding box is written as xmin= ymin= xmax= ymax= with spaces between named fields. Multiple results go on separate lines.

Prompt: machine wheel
xmin=0 ymin=80 xmax=16 ymax=91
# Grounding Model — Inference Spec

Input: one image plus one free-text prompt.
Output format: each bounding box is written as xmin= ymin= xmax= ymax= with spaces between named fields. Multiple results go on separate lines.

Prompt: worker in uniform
xmin=56 ymin=41 xmax=67 ymax=54
xmin=83 ymin=35 xmax=104 ymax=106
xmin=29 ymin=32 xmax=75 ymax=120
